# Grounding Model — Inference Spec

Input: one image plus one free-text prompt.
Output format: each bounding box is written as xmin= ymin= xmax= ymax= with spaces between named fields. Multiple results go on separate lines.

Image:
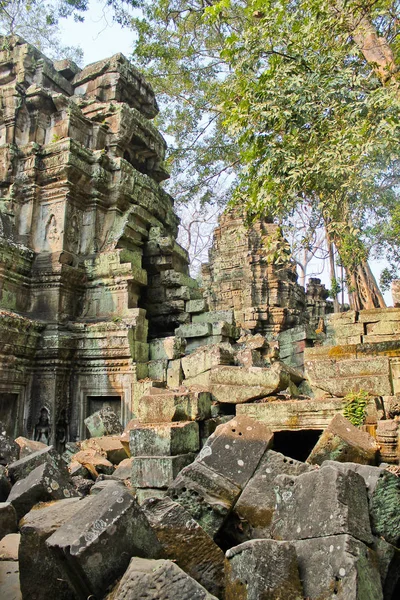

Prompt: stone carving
xmin=34 ymin=408 xmax=50 ymax=445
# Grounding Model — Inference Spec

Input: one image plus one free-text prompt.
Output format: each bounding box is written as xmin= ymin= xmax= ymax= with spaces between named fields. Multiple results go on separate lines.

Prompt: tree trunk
xmin=325 ymin=229 xmax=340 ymax=313
xmin=346 ymin=260 xmax=386 ymax=310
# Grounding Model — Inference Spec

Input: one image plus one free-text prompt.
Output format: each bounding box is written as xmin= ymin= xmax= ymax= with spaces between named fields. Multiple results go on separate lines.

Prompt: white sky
xmin=58 ymin=1 xmax=394 ymax=305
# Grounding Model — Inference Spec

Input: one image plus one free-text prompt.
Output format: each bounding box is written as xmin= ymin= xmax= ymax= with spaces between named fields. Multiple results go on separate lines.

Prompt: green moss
xmin=343 ymin=390 xmax=369 ymax=427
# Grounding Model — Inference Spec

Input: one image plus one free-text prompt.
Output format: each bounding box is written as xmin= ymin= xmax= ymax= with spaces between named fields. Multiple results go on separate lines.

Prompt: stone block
xmin=149 ymin=336 xmax=186 ymax=360
xmin=80 ymin=436 xmax=128 ymax=464
xmin=181 ymin=344 xmax=233 ymax=379
xmin=0 ymin=423 xmax=19 ymax=465
xmin=328 ymin=310 xmax=358 ymax=325
xmin=175 ymin=322 xmax=212 ymax=338
xmin=14 ymin=437 xmax=47 ymax=459
xmin=0 ymin=560 xmax=21 ymax=600
xmin=392 ymin=280 xmax=400 ymax=307
xmin=84 ymin=407 xmax=123 ymax=437
xmin=132 ymin=453 xmax=195 ymax=488
xmin=168 ymin=460 xmax=242 ymax=538
xmin=0 ymin=532 xmax=19 ymax=560
xmin=271 ymin=465 xmax=373 ymax=545
xmin=186 ymin=299 xmax=208 ymax=314
xmin=307 ymin=414 xmax=378 ymax=466
xmin=0 ymin=466 xmax=11 ymax=502
xmin=130 ymin=422 xmax=199 ymax=456
xmin=0 ymin=503 xmax=17 ymax=540
xmin=167 ymin=358 xmax=183 ymax=388
xmin=143 ymin=497 xmax=226 ymax=597
xmin=120 ymin=419 xmax=138 ymax=456
xmin=138 ymin=390 xmax=211 ymax=423
xmin=231 ymin=451 xmax=315 ymax=542
xmin=47 ymin=483 xmax=160 ymax=599
xmin=106 ymin=557 xmax=218 ymax=600
xmin=8 ymin=461 xmax=78 ymax=520
xmin=372 ymin=537 xmax=400 ymax=600
xmin=294 ymin=534 xmax=383 ymax=600
xmin=198 ymin=415 xmax=273 ymax=488
xmin=192 ymin=310 xmax=235 ymax=324
xmin=148 ymin=359 xmax=168 ymax=382
xmin=70 ymin=449 xmax=115 ymax=477
xmin=19 ymin=498 xmax=87 ymax=600
xmin=369 ymin=470 xmax=400 ymax=547
xmin=358 ymin=307 xmax=400 ymax=324
xmin=225 ymin=539 xmax=303 ymax=600
xmin=7 ymin=445 xmax=62 ymax=484
xmin=235 ymin=348 xmax=265 ymax=368
xmin=113 ymin=457 xmax=133 ymax=480
xmin=136 ymin=488 xmax=167 ymax=505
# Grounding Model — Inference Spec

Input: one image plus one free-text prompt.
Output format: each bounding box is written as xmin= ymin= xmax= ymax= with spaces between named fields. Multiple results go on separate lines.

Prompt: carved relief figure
xmin=45 ymin=214 xmax=59 ymax=245
xmin=34 ymin=407 xmax=50 ymax=444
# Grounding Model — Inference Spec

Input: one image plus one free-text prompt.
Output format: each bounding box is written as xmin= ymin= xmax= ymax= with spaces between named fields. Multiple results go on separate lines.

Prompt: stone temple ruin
xmin=1 ymin=36 xmax=400 ymax=600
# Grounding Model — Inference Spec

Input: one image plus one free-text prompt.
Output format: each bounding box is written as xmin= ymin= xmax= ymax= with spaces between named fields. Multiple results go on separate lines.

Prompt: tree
xmin=130 ymin=0 xmax=400 ymax=309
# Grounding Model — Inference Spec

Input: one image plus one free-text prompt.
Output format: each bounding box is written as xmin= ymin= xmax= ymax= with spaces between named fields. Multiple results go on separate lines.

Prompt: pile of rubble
xmin=1 ymin=409 xmax=400 ymax=599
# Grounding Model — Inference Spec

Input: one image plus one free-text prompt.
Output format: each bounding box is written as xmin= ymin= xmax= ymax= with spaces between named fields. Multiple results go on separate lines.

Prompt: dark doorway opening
xmin=273 ymin=429 xmax=323 ymax=462
xmin=87 ymin=395 xmax=121 ymax=421
xmin=0 ymin=393 xmax=18 ymax=437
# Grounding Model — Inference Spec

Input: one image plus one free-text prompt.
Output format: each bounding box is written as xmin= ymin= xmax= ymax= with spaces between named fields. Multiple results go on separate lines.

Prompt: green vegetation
xmin=343 ymin=390 xmax=369 ymax=427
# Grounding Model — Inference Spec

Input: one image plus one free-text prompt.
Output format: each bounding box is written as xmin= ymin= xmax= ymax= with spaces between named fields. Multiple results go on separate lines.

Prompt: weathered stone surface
xmin=113 ymin=457 xmax=133 ymax=480
xmin=225 ymin=539 xmax=303 ymax=600
xmin=294 ymin=534 xmax=383 ymax=600
xmin=0 ymin=502 xmax=17 ymax=540
xmin=376 ymin=419 xmax=399 ymax=463
xmin=132 ymin=453 xmax=195 ymax=488
xmin=175 ymin=322 xmax=212 ymax=338
xmin=130 ymin=421 xmax=199 ymax=456
xmin=84 ymin=407 xmax=123 ymax=438
xmin=321 ymin=460 xmax=385 ymax=498
xmin=307 ymin=414 xmax=378 ymax=465
xmin=47 ymin=482 xmax=160 ymax=599
xmin=167 ymin=358 xmax=184 ymax=388
xmin=136 ymin=488 xmax=167 ymax=505
xmin=8 ymin=446 xmax=62 ymax=484
xmin=143 ymin=497 xmax=226 ymax=598
xmin=0 ymin=560 xmax=21 ymax=600
xmin=71 ymin=475 xmax=94 ymax=496
xmin=229 ymin=451 xmax=315 ymax=542
xmin=197 ymin=415 xmax=273 ymax=488
xmin=7 ymin=461 xmax=78 ymax=520
xmin=168 ymin=460 xmax=242 ymax=537
xmin=138 ymin=389 xmax=211 ymax=423
xmin=0 ymin=466 xmax=11 ymax=502
xmin=272 ymin=465 xmax=373 ymax=544
xmin=89 ymin=477 xmax=127 ymax=495
xmin=0 ymin=532 xmax=19 ymax=560
xmin=186 ymin=299 xmax=208 ymax=314
xmin=80 ymin=435 xmax=128 ymax=464
xmin=393 ymin=280 xmax=400 ymax=307
xmin=372 ymin=537 xmax=400 ymax=600
xmin=19 ymin=497 xmax=87 ymax=600
xmin=181 ymin=344 xmax=233 ymax=380
xmin=70 ymin=449 xmax=115 ymax=477
xmin=0 ymin=423 xmax=19 ymax=465
xmin=107 ymin=557 xmax=218 ymax=599
xmin=148 ymin=359 xmax=168 ymax=382
xmin=14 ymin=437 xmax=47 ymax=459
xmin=369 ymin=470 xmax=400 ymax=547
xmin=149 ymin=336 xmax=186 ymax=360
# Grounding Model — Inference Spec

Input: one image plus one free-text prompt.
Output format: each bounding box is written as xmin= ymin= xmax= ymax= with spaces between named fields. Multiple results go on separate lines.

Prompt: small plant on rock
xmin=343 ymin=390 xmax=369 ymax=427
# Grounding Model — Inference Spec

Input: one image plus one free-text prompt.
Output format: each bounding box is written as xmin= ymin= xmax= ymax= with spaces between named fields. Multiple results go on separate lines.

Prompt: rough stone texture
xmin=69 ymin=449 xmax=115 ymax=477
xmin=80 ymin=435 xmax=128 ymax=464
xmin=14 ymin=437 xmax=47 ymax=459
xmin=197 ymin=415 xmax=273 ymax=488
xmin=376 ymin=420 xmax=399 ymax=463
xmin=294 ymin=534 xmax=383 ymax=600
xmin=84 ymin=408 xmax=123 ymax=438
xmin=0 ymin=560 xmax=21 ymax=600
xmin=47 ymin=482 xmax=160 ymax=599
xmin=7 ymin=461 xmax=78 ymax=520
xmin=0 ymin=533 xmax=19 ymax=560
xmin=0 ymin=502 xmax=17 ymax=540
xmin=307 ymin=414 xmax=378 ymax=465
xmin=201 ymin=208 xmax=307 ymax=336
xmin=181 ymin=344 xmax=233 ymax=380
xmin=271 ymin=465 xmax=373 ymax=545
xmin=0 ymin=466 xmax=11 ymax=501
xmin=167 ymin=460 xmax=242 ymax=538
xmin=149 ymin=336 xmax=186 ymax=360
xmin=393 ymin=280 xmax=400 ymax=307
xmin=225 ymin=539 xmax=303 ymax=600
xmin=142 ymin=497 xmax=226 ymax=598
xmin=131 ymin=453 xmax=195 ymax=488
xmin=0 ymin=423 xmax=19 ymax=465
xmin=372 ymin=537 xmax=400 ymax=600
xmin=228 ymin=451 xmax=315 ymax=542
xmin=19 ymin=497 xmax=87 ymax=600
xmin=106 ymin=557 xmax=218 ymax=600
xmin=138 ymin=389 xmax=211 ymax=423
xmin=113 ymin=457 xmax=134 ymax=480
xmin=130 ymin=421 xmax=199 ymax=456
xmin=136 ymin=488 xmax=167 ymax=505
xmin=369 ymin=470 xmax=400 ymax=547
xmin=8 ymin=446 xmax=62 ymax=484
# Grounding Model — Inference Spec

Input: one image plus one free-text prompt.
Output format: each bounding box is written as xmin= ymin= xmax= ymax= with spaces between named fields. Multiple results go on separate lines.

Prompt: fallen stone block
xmin=130 ymin=422 xmax=199 ymax=457
xmin=0 ymin=503 xmax=17 ymax=540
xmin=0 ymin=423 xmax=19 ymax=465
xmin=225 ymin=539 xmax=303 ymax=600
xmin=14 ymin=437 xmax=47 ymax=459
xmin=143 ymin=497 xmax=226 ymax=598
xmin=68 ymin=461 xmax=90 ymax=478
xmin=113 ymin=457 xmax=133 ymax=480
xmin=136 ymin=488 xmax=167 ymax=505
xmin=149 ymin=336 xmax=186 ymax=360
xmin=167 ymin=358 xmax=183 ymax=388
xmin=372 ymin=537 xmax=400 ymax=600
xmin=186 ymin=299 xmax=208 ymax=314
xmin=294 ymin=534 xmax=383 ymax=600
xmin=235 ymin=348 xmax=265 ymax=368
xmin=80 ymin=435 xmax=128 ymax=464
xmin=132 ymin=454 xmax=195 ymax=488
xmin=90 ymin=477 xmax=127 ymax=495
xmin=8 ymin=445 xmax=62 ymax=484
xmin=120 ymin=419 xmax=138 ymax=455
xmin=0 ymin=532 xmax=19 ymax=561
xmin=107 ymin=557 xmax=218 ymax=599
xmin=175 ymin=322 xmax=212 ymax=338
xmin=181 ymin=344 xmax=233 ymax=380
xmin=198 ymin=415 xmax=273 ymax=488
xmin=369 ymin=470 xmax=400 ymax=547
xmin=0 ymin=560 xmax=21 ymax=600
xmin=84 ymin=406 xmax=123 ymax=437
xmin=71 ymin=475 xmax=94 ymax=496
xmin=307 ymin=414 xmax=379 ymax=466
xmin=148 ymin=358 xmax=168 ymax=382
xmin=0 ymin=466 xmax=11 ymax=502
xmin=8 ymin=461 xmax=78 ymax=520
xmin=228 ymin=451 xmax=315 ymax=542
xmin=192 ymin=310 xmax=235 ymax=325
xmin=19 ymin=497 xmax=87 ymax=600
xmin=271 ymin=465 xmax=373 ymax=544
xmin=47 ymin=482 xmax=160 ymax=599
xmin=61 ymin=442 xmax=80 ymax=464
xmin=138 ymin=389 xmax=211 ymax=423
xmin=168 ymin=460 xmax=242 ymax=538
xmin=70 ymin=449 xmax=114 ymax=477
